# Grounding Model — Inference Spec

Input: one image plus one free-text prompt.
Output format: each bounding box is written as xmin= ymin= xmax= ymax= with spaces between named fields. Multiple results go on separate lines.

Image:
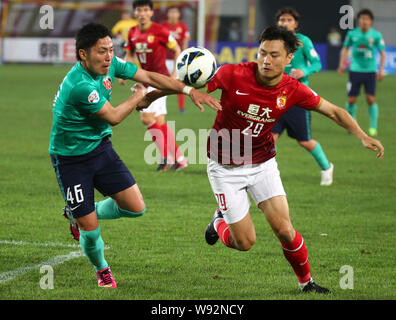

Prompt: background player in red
xmin=162 ymin=6 xmax=190 ymax=114
xmin=124 ymin=0 xmax=187 ymax=171
xmin=136 ymin=26 xmax=383 ymax=294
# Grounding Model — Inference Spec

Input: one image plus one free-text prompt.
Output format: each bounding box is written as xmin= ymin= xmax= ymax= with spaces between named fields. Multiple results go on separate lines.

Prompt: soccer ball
xmin=176 ymin=47 xmax=217 ymax=88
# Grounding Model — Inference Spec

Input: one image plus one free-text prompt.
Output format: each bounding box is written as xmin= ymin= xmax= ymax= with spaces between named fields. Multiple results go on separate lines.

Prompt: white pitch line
xmin=0 ymin=239 xmax=110 ymax=284
xmin=0 ymin=239 xmax=81 ymax=248
xmin=0 ymin=239 xmax=110 ymax=249
xmin=0 ymin=250 xmax=85 ymax=284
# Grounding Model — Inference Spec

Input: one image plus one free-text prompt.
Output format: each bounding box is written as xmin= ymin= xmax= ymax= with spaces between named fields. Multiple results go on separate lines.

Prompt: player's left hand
xmin=189 ymin=88 xmax=222 ymax=112
xmin=290 ymin=69 xmax=304 ymax=80
xmin=377 ymin=70 xmax=385 ymax=81
xmin=361 ymin=135 xmax=384 ymax=158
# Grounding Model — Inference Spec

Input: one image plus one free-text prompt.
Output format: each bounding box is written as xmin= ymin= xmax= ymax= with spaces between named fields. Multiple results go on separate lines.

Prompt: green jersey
xmin=284 ymin=33 xmax=322 ymax=86
xmin=49 ymin=56 xmax=138 ymax=156
xmin=343 ymin=27 xmax=385 ymax=73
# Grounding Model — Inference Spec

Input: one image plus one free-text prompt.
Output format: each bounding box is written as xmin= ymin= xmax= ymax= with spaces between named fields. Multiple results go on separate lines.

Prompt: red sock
xmin=178 ymin=94 xmax=185 ymax=110
xmin=160 ymin=123 xmax=184 ymax=163
xmin=281 ymin=231 xmax=311 ymax=284
xmin=215 ymin=219 xmax=231 ymax=247
xmin=147 ymin=122 xmax=167 ymax=158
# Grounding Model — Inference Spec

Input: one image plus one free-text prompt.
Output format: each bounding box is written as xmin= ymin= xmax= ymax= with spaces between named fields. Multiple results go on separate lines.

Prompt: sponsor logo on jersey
xmin=88 ymin=90 xmax=100 ymax=103
xmin=103 ymin=76 xmax=112 ymax=91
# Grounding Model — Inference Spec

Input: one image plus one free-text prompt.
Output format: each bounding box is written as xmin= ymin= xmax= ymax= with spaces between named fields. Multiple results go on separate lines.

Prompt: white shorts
xmin=166 ymin=59 xmax=174 ymax=75
xmin=140 ymin=86 xmax=167 ymax=117
xmin=207 ymin=157 xmax=286 ymax=225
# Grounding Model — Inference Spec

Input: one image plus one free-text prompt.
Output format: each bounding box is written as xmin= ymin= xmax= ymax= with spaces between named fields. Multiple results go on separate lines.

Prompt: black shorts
xmin=271 ymin=106 xmax=311 ymax=141
xmin=347 ymin=71 xmax=377 ymax=96
xmin=51 ymin=138 xmax=136 ymax=218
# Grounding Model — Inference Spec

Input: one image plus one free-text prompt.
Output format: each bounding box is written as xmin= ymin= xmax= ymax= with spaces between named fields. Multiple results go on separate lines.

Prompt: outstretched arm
xmin=314 ymin=99 xmax=384 ymax=158
xmin=95 ymin=84 xmax=147 ymax=126
xmin=133 ymin=69 xmax=221 ymax=112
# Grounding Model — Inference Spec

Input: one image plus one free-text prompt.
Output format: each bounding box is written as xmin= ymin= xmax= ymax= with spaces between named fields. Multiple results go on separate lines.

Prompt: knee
xmin=367 ymin=97 xmax=376 ymax=105
xmin=119 ymin=205 xmax=146 ymax=218
xmin=348 ymin=97 xmax=357 ymax=105
xmin=298 ymin=140 xmax=316 ymax=151
xmin=235 ymin=235 xmax=256 ymax=251
xmin=274 ymin=225 xmax=295 ymax=243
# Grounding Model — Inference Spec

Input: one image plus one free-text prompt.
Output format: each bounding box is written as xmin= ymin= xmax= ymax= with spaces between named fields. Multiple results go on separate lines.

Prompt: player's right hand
xmin=189 ymin=89 xmax=222 ymax=112
xmin=361 ymin=135 xmax=384 ymax=159
xmin=119 ymin=79 xmax=127 ymax=85
xmin=337 ymin=66 xmax=344 ymax=76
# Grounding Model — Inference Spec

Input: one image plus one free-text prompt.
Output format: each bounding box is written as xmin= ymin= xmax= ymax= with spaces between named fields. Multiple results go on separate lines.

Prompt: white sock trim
xmin=282 ymin=238 xmax=304 ymax=253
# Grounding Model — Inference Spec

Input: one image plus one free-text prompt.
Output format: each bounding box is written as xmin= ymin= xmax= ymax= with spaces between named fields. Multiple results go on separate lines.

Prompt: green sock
xmin=309 ymin=142 xmax=330 ymax=170
xmin=368 ymin=103 xmax=378 ymax=130
xmin=346 ymin=102 xmax=357 ymax=119
xmin=95 ymin=198 xmax=146 ymax=220
xmin=79 ymin=226 xmax=108 ymax=271
xmin=95 ymin=198 xmax=121 ymax=220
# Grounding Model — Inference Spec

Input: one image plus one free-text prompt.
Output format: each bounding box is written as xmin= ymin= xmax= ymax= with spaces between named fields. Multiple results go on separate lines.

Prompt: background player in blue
xmin=338 ymin=8 xmax=386 ymax=137
xmin=271 ymin=7 xmax=334 ymax=186
xmin=49 ymin=23 xmax=221 ymax=288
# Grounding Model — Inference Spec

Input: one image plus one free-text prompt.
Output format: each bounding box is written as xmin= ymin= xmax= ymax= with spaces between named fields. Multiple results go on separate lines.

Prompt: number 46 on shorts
xmin=66 ymin=184 xmax=84 ymax=205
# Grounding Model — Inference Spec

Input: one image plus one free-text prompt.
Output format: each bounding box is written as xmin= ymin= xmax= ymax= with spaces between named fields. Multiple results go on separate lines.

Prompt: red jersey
xmin=206 ymin=62 xmax=321 ymax=165
xmin=125 ymin=22 xmax=177 ymax=75
xmin=161 ymin=21 xmax=190 ymax=59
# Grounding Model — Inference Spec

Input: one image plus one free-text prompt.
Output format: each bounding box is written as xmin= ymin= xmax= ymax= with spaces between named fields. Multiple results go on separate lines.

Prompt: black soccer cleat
xmin=169 ymin=160 xmax=188 ymax=171
xmin=156 ymin=157 xmax=169 ymax=172
xmin=301 ymin=279 xmax=331 ymax=294
xmin=62 ymin=206 xmax=80 ymax=241
xmin=205 ymin=209 xmax=223 ymax=245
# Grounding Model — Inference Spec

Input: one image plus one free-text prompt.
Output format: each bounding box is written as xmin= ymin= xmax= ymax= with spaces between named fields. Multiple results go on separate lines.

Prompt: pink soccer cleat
xmin=96 ymin=267 xmax=117 ymax=289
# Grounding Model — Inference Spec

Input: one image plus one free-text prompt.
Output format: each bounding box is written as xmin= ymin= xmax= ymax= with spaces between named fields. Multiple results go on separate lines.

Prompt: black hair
xmin=133 ymin=0 xmax=153 ymax=10
xmin=357 ymin=8 xmax=374 ymax=20
xmin=75 ymin=23 xmax=112 ymax=61
xmin=168 ymin=6 xmax=180 ymax=12
xmin=258 ymin=26 xmax=301 ymax=55
xmin=275 ymin=7 xmax=300 ymax=23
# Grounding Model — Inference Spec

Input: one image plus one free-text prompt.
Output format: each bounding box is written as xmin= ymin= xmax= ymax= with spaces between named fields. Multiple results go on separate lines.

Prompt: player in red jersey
xmin=124 ymin=0 xmax=187 ymax=171
xmin=203 ymin=26 xmax=383 ymax=294
xmin=137 ymin=26 xmax=383 ymax=294
xmin=162 ymin=6 xmax=190 ymax=114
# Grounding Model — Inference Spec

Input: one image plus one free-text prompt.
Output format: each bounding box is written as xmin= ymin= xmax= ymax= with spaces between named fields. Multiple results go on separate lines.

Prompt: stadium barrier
xmin=2 ymin=37 xmax=396 ymax=74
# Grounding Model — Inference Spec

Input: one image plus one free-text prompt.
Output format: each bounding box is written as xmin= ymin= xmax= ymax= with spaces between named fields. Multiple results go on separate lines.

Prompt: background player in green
xmin=271 ymin=7 xmax=334 ymax=186
xmin=338 ymin=8 xmax=386 ymax=137
xmin=49 ymin=23 xmax=221 ymax=288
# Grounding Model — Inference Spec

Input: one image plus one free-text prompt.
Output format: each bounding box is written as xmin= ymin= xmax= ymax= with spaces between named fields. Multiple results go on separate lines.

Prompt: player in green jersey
xmin=49 ymin=23 xmax=221 ymax=288
xmin=271 ymin=7 xmax=334 ymax=186
xmin=338 ymin=8 xmax=386 ymax=137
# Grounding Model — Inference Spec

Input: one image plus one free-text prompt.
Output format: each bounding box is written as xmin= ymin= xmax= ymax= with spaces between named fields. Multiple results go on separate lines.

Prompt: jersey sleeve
xmin=294 ymin=82 xmax=322 ymax=110
xmin=112 ymin=56 xmax=138 ymax=79
xmin=301 ymin=36 xmax=322 ymax=77
xmin=375 ymin=31 xmax=386 ymax=51
xmin=182 ymin=23 xmax=190 ymax=40
xmin=206 ymin=64 xmax=234 ymax=93
xmin=70 ymin=82 xmax=107 ymax=115
xmin=343 ymin=30 xmax=352 ymax=48
xmin=124 ymin=28 xmax=134 ymax=52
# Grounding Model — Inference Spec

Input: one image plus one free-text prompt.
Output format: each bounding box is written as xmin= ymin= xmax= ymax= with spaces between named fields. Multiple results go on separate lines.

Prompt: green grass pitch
xmin=0 ymin=64 xmax=395 ymax=300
